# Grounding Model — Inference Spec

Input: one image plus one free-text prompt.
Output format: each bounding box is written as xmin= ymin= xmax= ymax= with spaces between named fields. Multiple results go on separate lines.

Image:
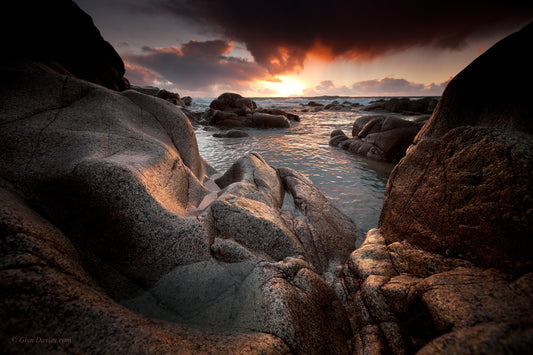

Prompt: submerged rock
xmin=213 ymin=129 xmax=250 ymax=138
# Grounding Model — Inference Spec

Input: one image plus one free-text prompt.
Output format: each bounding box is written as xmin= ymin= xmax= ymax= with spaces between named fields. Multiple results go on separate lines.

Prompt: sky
xmin=75 ymin=0 xmax=533 ymax=98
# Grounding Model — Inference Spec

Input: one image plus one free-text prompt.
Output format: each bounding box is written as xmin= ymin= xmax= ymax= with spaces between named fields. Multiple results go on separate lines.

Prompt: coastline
xmin=1 ymin=2 xmax=532 ymax=354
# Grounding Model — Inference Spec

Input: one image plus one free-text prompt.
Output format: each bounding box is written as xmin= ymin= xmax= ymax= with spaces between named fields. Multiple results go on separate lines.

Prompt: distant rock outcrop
xmin=330 ymin=115 xmax=428 ymax=162
xmin=202 ymin=93 xmax=300 ymax=128
xmin=182 ymin=96 xmax=193 ymax=106
xmin=363 ymin=97 xmax=438 ymax=115
xmin=302 ymin=100 xmax=361 ymax=112
xmin=1 ymin=0 xmax=129 ymax=91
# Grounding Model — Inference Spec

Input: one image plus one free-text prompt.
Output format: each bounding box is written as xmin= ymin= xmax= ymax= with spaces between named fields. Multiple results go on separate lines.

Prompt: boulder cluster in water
xmin=330 ymin=114 xmax=430 ymax=163
xmin=1 ymin=1 xmax=532 ymax=354
xmin=200 ymin=93 xmax=300 ymax=128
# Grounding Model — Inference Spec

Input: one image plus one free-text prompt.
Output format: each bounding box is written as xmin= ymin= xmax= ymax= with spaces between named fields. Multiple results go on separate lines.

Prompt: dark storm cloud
xmin=125 ymin=39 xmax=272 ymax=90
xmin=150 ymin=0 xmax=533 ymax=74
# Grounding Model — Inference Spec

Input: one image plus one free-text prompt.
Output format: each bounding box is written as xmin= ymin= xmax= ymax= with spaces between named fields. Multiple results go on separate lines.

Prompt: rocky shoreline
xmin=1 ymin=1 xmax=532 ymax=354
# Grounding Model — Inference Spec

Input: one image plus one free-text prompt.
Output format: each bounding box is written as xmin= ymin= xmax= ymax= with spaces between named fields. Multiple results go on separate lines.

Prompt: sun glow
xmin=262 ymin=76 xmax=306 ymax=97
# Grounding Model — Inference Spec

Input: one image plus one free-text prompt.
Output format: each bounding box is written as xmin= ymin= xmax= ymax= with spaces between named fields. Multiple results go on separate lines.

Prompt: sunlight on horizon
xmin=261 ymin=76 xmax=306 ymax=96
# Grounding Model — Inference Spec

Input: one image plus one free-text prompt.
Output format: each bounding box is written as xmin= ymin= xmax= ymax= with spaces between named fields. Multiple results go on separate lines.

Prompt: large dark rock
xmin=0 ymin=0 xmax=129 ymax=91
xmin=339 ymin=229 xmax=533 ymax=354
xmin=202 ymin=93 xmax=297 ymax=128
xmin=0 ymin=63 xmax=356 ymax=353
xmin=380 ymin=21 xmax=533 ymax=275
xmin=209 ymin=92 xmax=257 ymax=114
xmin=334 ymin=21 xmax=533 ymax=355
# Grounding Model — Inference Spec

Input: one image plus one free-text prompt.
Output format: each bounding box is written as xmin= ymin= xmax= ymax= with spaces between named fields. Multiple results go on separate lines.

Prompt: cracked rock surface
xmin=1 ymin=61 xmax=357 ymax=354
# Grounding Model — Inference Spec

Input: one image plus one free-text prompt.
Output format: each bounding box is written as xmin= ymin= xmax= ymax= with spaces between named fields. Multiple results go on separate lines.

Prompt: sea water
xmin=192 ymin=97 xmax=397 ymax=234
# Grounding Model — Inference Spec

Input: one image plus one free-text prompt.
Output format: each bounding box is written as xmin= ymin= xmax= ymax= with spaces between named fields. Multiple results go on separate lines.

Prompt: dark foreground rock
xmin=1 ymin=62 xmax=358 ymax=353
xmin=363 ymin=97 xmax=439 ymax=115
xmin=335 ymin=21 xmax=533 ymax=354
xmin=0 ymin=0 xmax=129 ymax=91
xmin=380 ymin=21 xmax=533 ymax=275
xmin=339 ymin=229 xmax=533 ymax=354
xmin=330 ymin=115 xmax=428 ymax=162
xmin=201 ymin=93 xmax=299 ymax=128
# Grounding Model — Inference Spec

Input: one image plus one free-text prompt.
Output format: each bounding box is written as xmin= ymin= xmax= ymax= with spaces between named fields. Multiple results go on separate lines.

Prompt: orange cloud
xmin=124 ymin=62 xmax=162 ymax=86
xmin=154 ymin=0 xmax=533 ymax=75
xmin=123 ymin=39 xmax=275 ymax=92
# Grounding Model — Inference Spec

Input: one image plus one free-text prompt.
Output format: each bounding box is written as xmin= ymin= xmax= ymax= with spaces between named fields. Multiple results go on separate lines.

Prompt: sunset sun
xmin=267 ymin=76 xmax=306 ymax=96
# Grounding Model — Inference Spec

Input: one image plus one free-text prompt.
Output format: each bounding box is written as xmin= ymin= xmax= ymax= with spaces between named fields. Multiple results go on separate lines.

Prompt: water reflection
xmin=194 ymin=108 xmax=394 ymax=234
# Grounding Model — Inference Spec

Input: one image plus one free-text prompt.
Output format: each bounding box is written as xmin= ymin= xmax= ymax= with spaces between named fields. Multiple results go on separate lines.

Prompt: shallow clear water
xmin=192 ymin=97 xmax=395 ymax=234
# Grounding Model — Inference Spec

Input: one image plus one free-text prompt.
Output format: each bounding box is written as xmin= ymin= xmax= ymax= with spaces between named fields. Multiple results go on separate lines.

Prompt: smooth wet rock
xmin=329 ymin=131 xmax=349 ymax=146
xmin=352 ymin=115 xmax=386 ymax=137
xmin=251 ymin=112 xmax=290 ymax=128
xmin=1 ymin=60 xmax=356 ymax=353
xmin=0 ymin=185 xmax=291 ymax=354
xmin=279 ymin=167 xmax=361 ymax=273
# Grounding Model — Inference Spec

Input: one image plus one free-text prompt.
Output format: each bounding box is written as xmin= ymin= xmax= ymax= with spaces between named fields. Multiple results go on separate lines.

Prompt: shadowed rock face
xmin=0 ymin=62 xmax=357 ymax=353
xmin=339 ymin=229 xmax=533 ymax=354
xmin=334 ymin=21 xmax=533 ymax=355
xmin=380 ymin=22 xmax=533 ymax=275
xmin=0 ymin=0 xmax=129 ymax=91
